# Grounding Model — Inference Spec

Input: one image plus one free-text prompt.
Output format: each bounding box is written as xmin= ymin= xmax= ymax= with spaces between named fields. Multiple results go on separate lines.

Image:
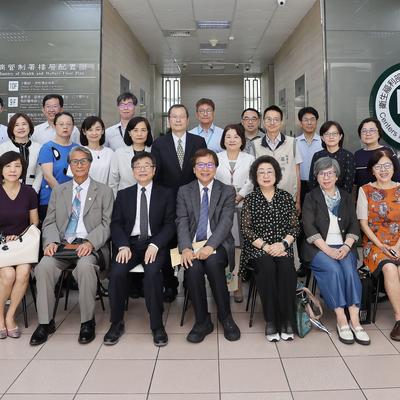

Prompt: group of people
xmin=1 ymin=92 xmax=400 ymax=349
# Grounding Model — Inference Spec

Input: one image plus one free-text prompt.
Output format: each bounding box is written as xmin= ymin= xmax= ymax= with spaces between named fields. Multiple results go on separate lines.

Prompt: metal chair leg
xmin=249 ymin=283 xmax=257 ymax=328
xmin=180 ymin=289 xmax=189 ymax=327
xmin=246 ymin=273 xmax=254 ymax=312
xmin=22 ymin=295 xmax=28 ymax=328
xmin=29 ymin=274 xmax=37 ymax=312
xmin=372 ymin=276 xmax=380 ymax=323
xmin=97 ymin=274 xmax=105 ymax=311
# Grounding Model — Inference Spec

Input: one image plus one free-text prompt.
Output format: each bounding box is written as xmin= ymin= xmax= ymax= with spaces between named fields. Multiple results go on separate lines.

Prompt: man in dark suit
xmin=104 ymin=152 xmax=176 ymax=346
xmin=176 ymin=148 xmax=241 ymax=343
xmin=152 ymin=104 xmax=206 ymax=302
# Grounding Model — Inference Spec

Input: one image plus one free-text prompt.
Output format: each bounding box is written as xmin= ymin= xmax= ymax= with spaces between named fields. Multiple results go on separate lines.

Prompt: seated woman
xmin=0 ymin=151 xmax=39 ymax=338
xmin=302 ymin=157 xmax=370 ymax=345
xmin=0 ymin=113 xmax=43 ymax=193
xmin=240 ymin=155 xmax=300 ymax=342
xmin=357 ymin=150 xmax=400 ymax=341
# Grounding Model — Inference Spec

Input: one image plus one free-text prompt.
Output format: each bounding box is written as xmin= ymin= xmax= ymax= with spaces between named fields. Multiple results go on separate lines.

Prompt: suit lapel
xmin=165 ymin=133 xmax=181 ymax=171
xmin=129 ymin=185 xmax=138 ymax=228
xmin=314 ymin=187 xmax=330 ymax=218
xmin=63 ymin=181 xmax=73 ymax=216
xmin=149 ymin=184 xmax=157 ymax=230
xmin=83 ymin=180 xmax=98 ymax=217
xmin=209 ymin=179 xmax=222 ymax=220
xmin=190 ymin=181 xmax=201 ymax=226
xmin=183 ymin=132 xmax=194 ymax=170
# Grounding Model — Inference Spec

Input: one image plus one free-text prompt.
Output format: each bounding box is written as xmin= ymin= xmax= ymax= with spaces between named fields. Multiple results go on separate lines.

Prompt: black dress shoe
xmin=187 ymin=313 xmax=214 ymax=343
xmin=29 ymin=320 xmax=56 ymax=345
xmin=152 ymin=326 xmax=168 ymax=347
xmin=103 ymin=321 xmax=125 ymax=345
xmin=219 ymin=314 xmax=241 ymax=341
xmin=78 ymin=317 xmax=96 ymax=344
xmin=296 ymin=264 xmax=309 ymax=278
xmin=163 ymin=287 xmax=178 ymax=303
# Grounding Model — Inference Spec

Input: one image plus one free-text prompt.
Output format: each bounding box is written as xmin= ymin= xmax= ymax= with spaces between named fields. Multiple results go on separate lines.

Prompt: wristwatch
xmin=281 ymin=239 xmax=289 ymax=250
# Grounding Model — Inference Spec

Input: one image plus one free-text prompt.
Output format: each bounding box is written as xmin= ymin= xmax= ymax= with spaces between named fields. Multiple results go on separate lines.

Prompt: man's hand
xmin=295 ymin=200 xmax=301 ymax=216
xmin=44 ymin=243 xmax=59 ymax=257
xmin=181 ymin=248 xmax=195 ymax=268
xmin=196 ymin=245 xmax=214 ymax=260
xmin=144 ymin=246 xmax=158 ymax=264
xmin=116 ymin=247 xmax=132 ymax=264
xmin=77 ymin=241 xmax=94 ymax=258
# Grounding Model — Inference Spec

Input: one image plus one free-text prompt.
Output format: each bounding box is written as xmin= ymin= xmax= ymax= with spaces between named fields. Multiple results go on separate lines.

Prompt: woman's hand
xmin=382 ymin=244 xmax=400 ymax=261
xmin=336 ymin=245 xmax=350 ymax=260
xmin=5 ymin=235 xmax=19 ymax=242
xmin=267 ymin=242 xmax=285 ymax=257
xmin=324 ymin=246 xmax=342 ymax=260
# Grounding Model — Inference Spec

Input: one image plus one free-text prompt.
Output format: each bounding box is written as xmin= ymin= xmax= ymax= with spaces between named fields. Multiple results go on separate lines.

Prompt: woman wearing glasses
xmin=38 ymin=112 xmax=78 ymax=220
xmin=357 ymin=150 xmax=400 ymax=341
xmin=301 ymin=157 xmax=370 ymax=345
xmin=308 ymin=121 xmax=356 ymax=194
xmin=240 ymin=156 xmax=300 ymax=341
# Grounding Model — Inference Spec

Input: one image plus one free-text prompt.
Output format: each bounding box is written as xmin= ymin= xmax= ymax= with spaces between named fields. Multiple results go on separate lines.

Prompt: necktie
xmin=139 ymin=187 xmax=148 ymax=241
xmin=196 ymin=187 xmax=209 ymax=242
xmin=177 ymin=138 xmax=184 ymax=169
xmin=64 ymin=186 xmax=82 ymax=244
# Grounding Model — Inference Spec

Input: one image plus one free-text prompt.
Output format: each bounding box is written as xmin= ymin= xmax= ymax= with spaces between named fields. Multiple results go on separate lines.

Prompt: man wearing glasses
xmin=176 ymin=148 xmax=240 ymax=343
xmin=30 ymin=146 xmax=114 ymax=346
xmin=241 ymin=108 xmax=265 ymax=156
xmin=104 ymin=92 xmax=138 ymax=151
xmin=104 ymin=152 xmax=176 ymax=346
xmin=32 ymin=94 xmax=80 ymax=145
xmin=253 ymin=105 xmax=303 ymax=215
xmin=189 ymin=98 xmax=223 ymax=153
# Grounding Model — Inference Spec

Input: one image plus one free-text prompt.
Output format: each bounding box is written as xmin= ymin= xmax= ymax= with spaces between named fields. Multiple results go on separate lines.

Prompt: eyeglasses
xmin=198 ymin=109 xmax=213 ymax=115
xmin=133 ymin=165 xmax=154 ymax=170
xmin=170 ymin=116 xmax=187 ymax=120
xmin=361 ymin=128 xmax=378 ymax=136
xmin=118 ymin=103 xmax=135 ymax=108
xmin=257 ymin=170 xmax=275 ymax=176
xmin=242 ymin=117 xmax=260 ymax=122
xmin=264 ymin=117 xmax=281 ymax=124
xmin=373 ymin=163 xmax=393 ymax=171
xmin=44 ymin=105 xmax=60 ymax=110
xmin=322 ymin=131 xmax=340 ymax=138
xmin=302 ymin=117 xmax=316 ymax=123
xmin=70 ymin=158 xmax=89 ymax=166
xmin=196 ymin=162 xmax=215 ymax=169
xmin=318 ymin=171 xmax=336 ymax=178
xmin=56 ymin=122 xmax=73 ymax=127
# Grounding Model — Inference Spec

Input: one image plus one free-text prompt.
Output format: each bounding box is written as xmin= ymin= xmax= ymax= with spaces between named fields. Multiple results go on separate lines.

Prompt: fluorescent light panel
xmin=197 ymin=21 xmax=231 ymax=29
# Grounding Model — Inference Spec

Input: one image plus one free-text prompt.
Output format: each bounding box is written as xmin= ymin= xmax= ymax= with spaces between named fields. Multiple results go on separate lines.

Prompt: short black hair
xmin=249 ymin=155 xmax=282 ymax=187
xmin=196 ymin=98 xmax=215 ymax=111
xmin=319 ymin=121 xmax=345 ymax=149
xmin=7 ymin=113 xmax=34 ymax=139
xmin=80 ymin=116 xmax=105 ymax=146
xmin=131 ymin=151 xmax=156 ymax=169
xmin=357 ymin=118 xmax=383 ymax=140
xmin=0 ymin=97 xmax=4 ymax=107
xmin=0 ymin=151 xmax=28 ymax=181
xmin=241 ymin=108 xmax=260 ymax=119
xmin=263 ymin=105 xmax=283 ymax=120
xmin=54 ymin=111 xmax=74 ymax=125
xmin=124 ymin=117 xmax=153 ymax=147
xmin=367 ymin=149 xmax=398 ymax=177
xmin=220 ymin=124 xmax=246 ymax=151
xmin=298 ymin=107 xmax=319 ymax=121
xmin=168 ymin=104 xmax=189 ymax=118
xmin=190 ymin=148 xmax=218 ymax=168
xmin=117 ymin=92 xmax=138 ymax=106
xmin=42 ymin=94 xmax=63 ymax=108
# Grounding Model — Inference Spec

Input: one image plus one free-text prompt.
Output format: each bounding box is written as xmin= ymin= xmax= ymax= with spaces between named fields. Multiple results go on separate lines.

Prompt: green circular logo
xmin=370 ymin=63 xmax=400 ymax=149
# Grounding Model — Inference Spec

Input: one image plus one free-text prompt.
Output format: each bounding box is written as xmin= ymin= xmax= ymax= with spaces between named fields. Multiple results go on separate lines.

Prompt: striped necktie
xmin=196 ymin=187 xmax=209 ymax=242
xmin=64 ymin=186 xmax=82 ymax=244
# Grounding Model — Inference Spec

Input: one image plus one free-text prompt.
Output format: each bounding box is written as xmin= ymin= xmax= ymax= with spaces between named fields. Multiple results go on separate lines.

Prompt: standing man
xmin=253 ymin=105 xmax=303 ymax=214
xmin=31 ymin=94 xmax=80 ymax=145
xmin=104 ymin=92 xmax=137 ymax=151
xmin=176 ymin=148 xmax=240 ymax=343
xmin=240 ymin=108 xmax=265 ymax=156
xmin=104 ymin=152 xmax=176 ymax=346
xmin=0 ymin=97 xmax=7 ymax=144
xmin=189 ymin=98 xmax=223 ymax=153
xmin=29 ymin=146 xmax=113 ymax=345
xmin=152 ymin=104 xmax=206 ymax=302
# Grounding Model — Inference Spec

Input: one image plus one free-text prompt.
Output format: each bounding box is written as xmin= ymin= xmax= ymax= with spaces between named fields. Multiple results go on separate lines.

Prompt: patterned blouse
xmin=239 ymin=187 xmax=300 ymax=275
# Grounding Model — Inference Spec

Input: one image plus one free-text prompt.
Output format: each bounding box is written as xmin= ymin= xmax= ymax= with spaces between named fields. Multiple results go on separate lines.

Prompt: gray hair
xmin=313 ymin=157 xmax=341 ymax=178
xmin=67 ymin=146 xmax=93 ymax=163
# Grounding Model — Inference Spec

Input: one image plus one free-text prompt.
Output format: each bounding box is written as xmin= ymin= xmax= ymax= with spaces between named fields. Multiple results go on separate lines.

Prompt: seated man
xmin=105 ymin=152 xmax=176 ymax=346
xmin=30 ymin=146 xmax=113 ymax=345
xmin=176 ymin=148 xmax=241 ymax=343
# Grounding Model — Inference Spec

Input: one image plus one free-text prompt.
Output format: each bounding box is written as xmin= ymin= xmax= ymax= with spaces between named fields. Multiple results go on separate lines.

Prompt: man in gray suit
xmin=30 ymin=146 xmax=114 ymax=345
xmin=176 ymin=148 xmax=241 ymax=343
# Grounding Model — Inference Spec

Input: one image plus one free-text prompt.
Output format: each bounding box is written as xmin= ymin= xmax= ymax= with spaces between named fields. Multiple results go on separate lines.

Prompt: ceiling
xmin=108 ymin=0 xmax=317 ymax=76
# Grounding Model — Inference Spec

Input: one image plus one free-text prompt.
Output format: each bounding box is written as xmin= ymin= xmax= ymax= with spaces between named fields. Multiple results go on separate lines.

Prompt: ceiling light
xmin=209 ymin=39 xmax=219 ymax=47
xmin=63 ymin=1 xmax=101 ymax=11
xmin=200 ymin=49 xmax=227 ymax=54
xmin=166 ymin=30 xmax=192 ymax=37
xmin=341 ymin=49 xmax=365 ymax=54
xmin=203 ymin=65 xmax=225 ymax=70
xmin=197 ymin=21 xmax=231 ymax=29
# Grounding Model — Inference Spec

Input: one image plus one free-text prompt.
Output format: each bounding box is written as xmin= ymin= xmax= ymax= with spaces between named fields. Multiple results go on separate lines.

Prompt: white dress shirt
xmin=171 ymin=131 xmax=187 ymax=152
xmin=104 ymin=122 xmax=126 ymax=151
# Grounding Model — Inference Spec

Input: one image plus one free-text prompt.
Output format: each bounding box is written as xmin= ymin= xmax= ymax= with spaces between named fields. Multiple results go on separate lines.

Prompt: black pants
xmin=185 ymin=245 xmax=231 ymax=324
xmin=250 ymin=254 xmax=297 ymax=335
xmin=108 ymin=237 xmax=166 ymax=330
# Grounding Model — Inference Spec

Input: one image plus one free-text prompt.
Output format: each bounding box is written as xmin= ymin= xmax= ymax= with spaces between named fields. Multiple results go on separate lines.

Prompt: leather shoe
xmin=78 ymin=317 xmax=96 ymax=344
xmin=187 ymin=313 xmax=214 ymax=343
xmin=30 ymin=320 xmax=55 ymax=345
xmin=219 ymin=314 xmax=241 ymax=341
xmin=296 ymin=264 xmax=309 ymax=278
xmin=163 ymin=287 xmax=178 ymax=303
xmin=152 ymin=326 xmax=168 ymax=347
xmin=104 ymin=322 xmax=125 ymax=345
xmin=337 ymin=323 xmax=354 ymax=345
xmin=390 ymin=320 xmax=400 ymax=341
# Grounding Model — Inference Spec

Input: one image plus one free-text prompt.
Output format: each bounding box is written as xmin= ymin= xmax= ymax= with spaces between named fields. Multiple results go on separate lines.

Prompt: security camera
xmin=245 ymin=65 xmax=250 ymax=71
xmin=277 ymin=0 xmax=286 ymax=6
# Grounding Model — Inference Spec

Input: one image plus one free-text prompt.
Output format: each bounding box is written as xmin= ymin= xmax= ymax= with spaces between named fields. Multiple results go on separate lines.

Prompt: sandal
xmin=96 ymin=283 xmax=108 ymax=300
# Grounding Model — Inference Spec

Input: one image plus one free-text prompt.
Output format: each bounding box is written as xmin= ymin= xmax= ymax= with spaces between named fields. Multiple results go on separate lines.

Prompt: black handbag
xmin=53 ymin=243 xmax=80 ymax=260
xmin=358 ymin=266 xmax=374 ymax=325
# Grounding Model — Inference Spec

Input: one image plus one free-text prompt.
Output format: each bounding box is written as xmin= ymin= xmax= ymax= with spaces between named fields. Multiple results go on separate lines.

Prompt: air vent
xmin=363 ymin=32 xmax=396 ymax=39
xmin=341 ymin=49 xmax=365 ymax=54
xmin=163 ymin=30 xmax=195 ymax=37
xmin=0 ymin=32 xmax=32 ymax=42
xmin=200 ymin=43 xmax=227 ymax=55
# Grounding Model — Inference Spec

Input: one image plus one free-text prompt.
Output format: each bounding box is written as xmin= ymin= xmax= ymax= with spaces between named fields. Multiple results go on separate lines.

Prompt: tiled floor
xmin=1 ymin=277 xmax=400 ymax=400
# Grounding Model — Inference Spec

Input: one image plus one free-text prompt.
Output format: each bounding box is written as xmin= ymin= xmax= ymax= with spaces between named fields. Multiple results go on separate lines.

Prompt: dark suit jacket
xmin=176 ymin=179 xmax=236 ymax=271
xmin=300 ymin=186 xmax=360 ymax=263
xmin=151 ymin=132 xmax=207 ymax=196
xmin=110 ymin=183 xmax=176 ymax=254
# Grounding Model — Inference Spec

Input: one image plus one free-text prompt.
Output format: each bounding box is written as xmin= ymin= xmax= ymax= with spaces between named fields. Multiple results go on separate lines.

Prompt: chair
xmin=19 ymin=272 xmax=37 ymax=329
xmin=125 ymin=263 xmax=144 ymax=311
xmin=372 ymin=274 xmax=382 ymax=324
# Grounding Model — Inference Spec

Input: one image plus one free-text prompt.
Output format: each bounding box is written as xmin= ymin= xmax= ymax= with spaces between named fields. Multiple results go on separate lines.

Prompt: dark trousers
xmin=250 ymin=254 xmax=297 ymax=335
xmin=108 ymin=237 xmax=165 ymax=330
xmin=185 ymin=245 xmax=231 ymax=324
xmin=163 ymin=235 xmax=179 ymax=290
xmin=298 ymin=180 xmax=311 ymax=263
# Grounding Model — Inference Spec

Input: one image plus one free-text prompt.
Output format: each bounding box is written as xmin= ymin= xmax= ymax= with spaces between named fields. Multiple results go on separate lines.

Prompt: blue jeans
xmin=309 ymin=245 xmax=361 ymax=309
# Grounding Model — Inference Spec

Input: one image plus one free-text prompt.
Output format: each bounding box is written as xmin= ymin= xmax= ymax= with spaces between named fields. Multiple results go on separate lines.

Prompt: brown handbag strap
xmin=297 ymin=287 xmax=323 ymax=320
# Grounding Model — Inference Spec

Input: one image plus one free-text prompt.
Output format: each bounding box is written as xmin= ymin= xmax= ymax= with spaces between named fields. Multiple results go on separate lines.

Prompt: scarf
xmin=321 ymin=186 xmax=341 ymax=217
xmin=12 ymin=140 xmax=31 ymax=183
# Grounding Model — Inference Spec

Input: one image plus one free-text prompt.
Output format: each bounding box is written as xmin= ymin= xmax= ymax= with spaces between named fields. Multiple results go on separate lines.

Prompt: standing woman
xmin=109 ymin=117 xmax=153 ymax=198
xmin=240 ymin=156 xmax=300 ymax=341
xmin=38 ymin=111 xmax=78 ymax=221
xmin=308 ymin=121 xmax=356 ymax=194
xmin=215 ymin=124 xmax=254 ymax=301
xmin=0 ymin=113 xmax=43 ymax=193
xmin=0 ymin=151 xmax=39 ymax=338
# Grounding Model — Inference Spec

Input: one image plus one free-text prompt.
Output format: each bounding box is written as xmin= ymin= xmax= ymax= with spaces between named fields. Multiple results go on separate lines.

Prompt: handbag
xmin=53 ymin=243 xmax=80 ymax=260
xmin=0 ymin=224 xmax=41 ymax=268
xmin=357 ymin=266 xmax=374 ymax=325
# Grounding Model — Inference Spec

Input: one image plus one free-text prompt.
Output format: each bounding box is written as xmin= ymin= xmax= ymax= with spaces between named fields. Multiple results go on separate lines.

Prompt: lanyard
xmin=197 ymin=126 xmax=214 ymax=147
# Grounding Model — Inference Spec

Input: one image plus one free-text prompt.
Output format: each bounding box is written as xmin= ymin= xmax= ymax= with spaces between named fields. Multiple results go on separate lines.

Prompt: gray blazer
xmin=42 ymin=178 xmax=114 ymax=278
xmin=176 ymin=179 xmax=236 ymax=271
